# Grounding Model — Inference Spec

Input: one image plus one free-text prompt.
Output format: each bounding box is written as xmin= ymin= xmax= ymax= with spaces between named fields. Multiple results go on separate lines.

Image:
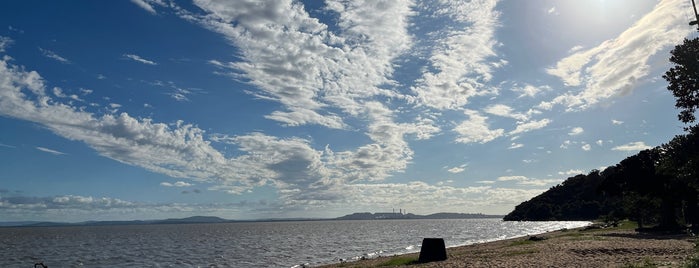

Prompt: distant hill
xmin=0 ymin=213 xmax=504 ymax=227
xmin=335 ymin=212 xmax=502 ymax=220
xmin=1 ymin=216 xmax=233 ymax=228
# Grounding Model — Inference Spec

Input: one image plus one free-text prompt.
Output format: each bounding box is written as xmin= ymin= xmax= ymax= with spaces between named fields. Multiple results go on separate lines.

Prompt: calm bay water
xmin=0 ymin=218 xmax=589 ymax=267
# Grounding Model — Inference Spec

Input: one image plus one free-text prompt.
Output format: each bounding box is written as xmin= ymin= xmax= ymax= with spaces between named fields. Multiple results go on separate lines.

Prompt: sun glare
xmin=550 ymin=0 xmax=658 ymax=43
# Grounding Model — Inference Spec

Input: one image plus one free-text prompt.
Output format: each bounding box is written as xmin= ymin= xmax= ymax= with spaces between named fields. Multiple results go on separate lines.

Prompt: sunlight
xmin=548 ymin=0 xmax=658 ymax=43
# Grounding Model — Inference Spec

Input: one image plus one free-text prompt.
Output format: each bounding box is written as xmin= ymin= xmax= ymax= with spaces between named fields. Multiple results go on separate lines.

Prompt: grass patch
xmin=685 ymin=255 xmax=699 ymax=268
xmin=378 ymin=256 xmax=419 ymax=266
xmin=622 ymin=257 xmax=656 ymax=268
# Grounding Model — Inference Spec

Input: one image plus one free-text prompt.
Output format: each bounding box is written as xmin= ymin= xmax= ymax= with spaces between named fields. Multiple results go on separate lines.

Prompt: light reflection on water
xmin=0 ymin=218 xmax=589 ymax=267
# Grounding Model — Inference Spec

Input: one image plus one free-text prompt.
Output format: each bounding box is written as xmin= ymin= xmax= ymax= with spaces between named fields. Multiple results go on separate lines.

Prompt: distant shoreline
xmin=0 ymin=212 xmax=504 ymax=228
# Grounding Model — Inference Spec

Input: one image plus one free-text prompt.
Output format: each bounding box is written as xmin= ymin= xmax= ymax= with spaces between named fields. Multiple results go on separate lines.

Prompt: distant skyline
xmin=0 ymin=0 xmax=695 ymax=222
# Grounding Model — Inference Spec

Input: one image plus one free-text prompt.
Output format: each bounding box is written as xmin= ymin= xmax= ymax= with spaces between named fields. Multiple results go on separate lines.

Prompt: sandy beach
xmin=317 ymin=224 xmax=698 ymax=268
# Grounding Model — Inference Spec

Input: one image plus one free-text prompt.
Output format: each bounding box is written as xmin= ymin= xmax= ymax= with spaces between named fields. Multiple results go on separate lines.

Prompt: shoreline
xmin=316 ymin=223 xmax=698 ymax=267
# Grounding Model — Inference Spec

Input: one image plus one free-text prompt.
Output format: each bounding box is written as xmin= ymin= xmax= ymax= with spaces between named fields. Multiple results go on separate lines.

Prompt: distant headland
xmin=0 ymin=212 xmax=503 ymax=227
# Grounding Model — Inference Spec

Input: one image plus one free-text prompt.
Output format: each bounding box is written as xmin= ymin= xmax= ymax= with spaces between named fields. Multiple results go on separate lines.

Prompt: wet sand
xmin=316 ymin=226 xmax=698 ymax=267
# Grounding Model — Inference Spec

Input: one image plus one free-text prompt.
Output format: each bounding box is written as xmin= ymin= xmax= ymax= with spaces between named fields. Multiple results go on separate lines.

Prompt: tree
xmin=664 ymin=37 xmax=699 ymax=127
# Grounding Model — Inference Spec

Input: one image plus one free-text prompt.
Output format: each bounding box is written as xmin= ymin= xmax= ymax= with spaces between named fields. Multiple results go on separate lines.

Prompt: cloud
xmin=161 ymin=181 xmax=194 ymax=187
xmin=0 ymin=142 xmax=16 ymax=148
xmin=0 ymin=36 xmax=13 ymax=53
xmin=411 ymin=0 xmax=501 ymax=110
xmin=454 ymin=110 xmax=504 ymax=144
xmin=38 ymin=47 xmax=70 ymax=63
xmin=568 ymin=127 xmax=584 ymax=136
xmin=612 ymin=141 xmax=652 ymax=151
xmin=508 ymin=143 xmax=524 ymax=149
xmin=581 ymin=144 xmax=591 ymax=151
xmin=509 ymin=118 xmax=551 ymax=135
xmin=544 ymin=0 xmax=692 ymax=110
xmin=497 ymin=175 xmax=560 ymax=186
xmin=131 ymin=0 xmax=156 ymax=14
xmin=36 ymin=146 xmax=67 ymax=155
xmin=511 ymin=84 xmax=549 ymax=98
xmin=484 ymin=104 xmax=528 ymax=121
xmin=612 ymin=119 xmax=624 ymax=125
xmin=187 ymin=0 xmax=414 ymax=129
xmin=447 ymin=164 xmax=467 ymax=174
xmin=123 ymin=54 xmax=157 ymax=65
xmin=558 ymin=169 xmax=584 ymax=176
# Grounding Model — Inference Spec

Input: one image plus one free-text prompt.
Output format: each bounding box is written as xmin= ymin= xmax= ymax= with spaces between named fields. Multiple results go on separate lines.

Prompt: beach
xmin=317 ymin=224 xmax=698 ymax=268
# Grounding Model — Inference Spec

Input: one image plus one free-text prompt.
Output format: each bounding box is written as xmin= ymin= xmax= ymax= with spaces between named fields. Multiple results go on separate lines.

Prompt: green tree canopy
xmin=664 ymin=37 xmax=699 ymax=126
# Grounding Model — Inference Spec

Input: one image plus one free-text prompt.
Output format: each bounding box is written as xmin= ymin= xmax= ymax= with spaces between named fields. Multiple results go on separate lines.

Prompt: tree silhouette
xmin=664 ymin=37 xmax=699 ymax=127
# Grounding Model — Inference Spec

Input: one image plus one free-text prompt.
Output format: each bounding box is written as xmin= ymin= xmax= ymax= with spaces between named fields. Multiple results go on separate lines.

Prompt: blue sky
xmin=0 ymin=0 xmax=695 ymax=221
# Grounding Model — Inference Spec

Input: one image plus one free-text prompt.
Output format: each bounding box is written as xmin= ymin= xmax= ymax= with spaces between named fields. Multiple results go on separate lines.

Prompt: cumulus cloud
xmin=454 ymin=110 xmax=504 ymax=144
xmin=187 ymin=0 xmax=414 ymax=129
xmin=612 ymin=119 xmax=624 ymax=125
xmin=544 ymin=0 xmax=692 ymax=110
xmin=581 ymin=144 xmax=592 ymax=151
xmin=124 ymin=54 xmax=157 ymax=65
xmin=484 ymin=104 xmax=528 ymax=121
xmin=511 ymin=84 xmax=549 ymax=98
xmin=447 ymin=164 xmax=467 ymax=174
xmin=612 ymin=141 xmax=652 ymax=151
xmin=509 ymin=118 xmax=551 ymax=135
xmin=411 ymin=0 xmax=501 ymax=110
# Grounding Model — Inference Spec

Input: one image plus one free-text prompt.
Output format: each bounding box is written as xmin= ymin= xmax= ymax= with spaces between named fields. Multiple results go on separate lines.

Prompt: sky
xmin=0 ymin=0 xmax=696 ymax=222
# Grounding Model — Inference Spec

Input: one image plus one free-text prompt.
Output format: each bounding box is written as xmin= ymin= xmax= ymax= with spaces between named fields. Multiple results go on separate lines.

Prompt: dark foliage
xmin=664 ymin=37 xmax=699 ymax=126
xmin=504 ymin=126 xmax=699 ymax=229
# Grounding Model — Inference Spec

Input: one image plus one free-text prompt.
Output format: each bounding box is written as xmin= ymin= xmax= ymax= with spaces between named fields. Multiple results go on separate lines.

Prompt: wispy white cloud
xmin=509 ymin=118 xmax=551 ymax=135
xmin=130 ymin=0 xmax=163 ymax=15
xmin=36 ymin=146 xmax=67 ymax=155
xmin=612 ymin=119 xmax=624 ymax=125
xmin=447 ymin=164 xmax=467 ymax=174
xmin=0 ymin=142 xmax=16 ymax=148
xmin=484 ymin=104 xmax=528 ymax=121
xmin=511 ymin=84 xmax=549 ymax=98
xmin=0 ymin=36 xmax=13 ymax=53
xmin=38 ymin=47 xmax=70 ymax=63
xmin=411 ymin=0 xmax=501 ymax=110
xmin=508 ymin=143 xmax=524 ymax=149
xmin=568 ymin=127 xmax=584 ymax=136
xmin=544 ymin=0 xmax=691 ymax=110
xmin=497 ymin=175 xmax=560 ymax=186
xmin=161 ymin=181 xmax=194 ymax=187
xmin=558 ymin=169 xmax=583 ymax=176
xmin=454 ymin=110 xmax=504 ymax=144
xmin=123 ymin=54 xmax=157 ymax=65
xmin=612 ymin=141 xmax=652 ymax=151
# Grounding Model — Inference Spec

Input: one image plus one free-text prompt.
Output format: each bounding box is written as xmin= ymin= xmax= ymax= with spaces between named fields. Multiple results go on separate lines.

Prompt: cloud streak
xmin=544 ymin=0 xmax=691 ymax=111
xmin=124 ymin=54 xmax=157 ymax=65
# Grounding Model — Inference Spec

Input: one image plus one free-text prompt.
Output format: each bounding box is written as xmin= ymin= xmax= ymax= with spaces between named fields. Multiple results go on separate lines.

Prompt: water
xmin=0 ymin=218 xmax=589 ymax=267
